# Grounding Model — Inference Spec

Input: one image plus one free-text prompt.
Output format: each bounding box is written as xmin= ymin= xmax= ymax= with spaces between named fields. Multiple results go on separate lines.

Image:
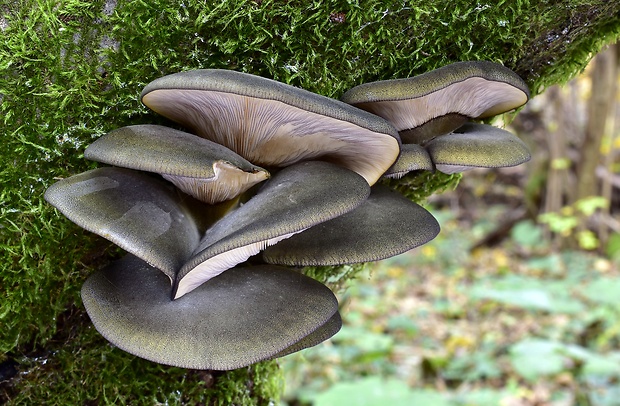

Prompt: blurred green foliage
xmin=282 ymin=210 xmax=620 ymax=405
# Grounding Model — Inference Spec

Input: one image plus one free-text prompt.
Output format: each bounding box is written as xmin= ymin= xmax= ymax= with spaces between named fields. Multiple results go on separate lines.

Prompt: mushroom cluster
xmin=44 ymin=61 xmax=529 ymax=370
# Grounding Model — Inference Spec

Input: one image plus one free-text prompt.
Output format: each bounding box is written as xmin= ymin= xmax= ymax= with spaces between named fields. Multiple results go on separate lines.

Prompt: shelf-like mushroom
xmin=262 ymin=185 xmax=440 ymax=266
xmin=44 ymin=167 xmax=200 ymax=281
xmin=81 ymin=255 xmax=340 ymax=370
xmin=141 ymin=69 xmax=401 ymax=185
xmin=174 ymin=161 xmax=370 ymax=299
xmin=268 ymin=312 xmax=343 ymax=359
xmin=84 ymin=125 xmax=269 ymax=204
xmin=383 ymin=143 xmax=434 ymax=179
xmin=425 ymin=123 xmax=531 ymax=174
xmin=341 ymin=61 xmax=529 ymax=144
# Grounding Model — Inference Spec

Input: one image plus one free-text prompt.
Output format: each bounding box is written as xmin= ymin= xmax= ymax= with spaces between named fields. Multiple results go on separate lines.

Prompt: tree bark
xmin=576 ymin=45 xmax=618 ymax=201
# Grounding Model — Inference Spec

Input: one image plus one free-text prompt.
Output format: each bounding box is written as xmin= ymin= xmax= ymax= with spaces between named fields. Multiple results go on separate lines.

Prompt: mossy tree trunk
xmin=1 ymin=1 xmax=619 ymax=404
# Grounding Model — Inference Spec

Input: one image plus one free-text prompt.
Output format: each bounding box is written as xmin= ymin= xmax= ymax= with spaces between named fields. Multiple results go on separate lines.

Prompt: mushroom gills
xmin=84 ymin=124 xmax=270 ymax=204
xmin=141 ymin=69 xmax=401 ymax=185
xmin=173 ymin=160 xmax=371 ymax=299
xmin=398 ymin=113 xmax=468 ymax=144
xmin=342 ymin=61 xmax=530 ymax=142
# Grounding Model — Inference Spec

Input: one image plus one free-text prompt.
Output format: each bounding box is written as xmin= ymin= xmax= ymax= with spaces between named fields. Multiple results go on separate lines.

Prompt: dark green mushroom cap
xmin=140 ymin=69 xmax=401 ymax=185
xmin=44 ymin=167 xmax=200 ymax=281
xmin=383 ymin=143 xmax=434 ymax=179
xmin=84 ymin=125 xmax=269 ymax=204
xmin=341 ymin=61 xmax=530 ymax=144
xmin=81 ymin=255 xmax=340 ymax=370
xmin=268 ymin=312 xmax=342 ymax=359
xmin=425 ymin=123 xmax=531 ymax=174
xmin=262 ymin=185 xmax=440 ymax=266
xmin=173 ymin=160 xmax=371 ymax=299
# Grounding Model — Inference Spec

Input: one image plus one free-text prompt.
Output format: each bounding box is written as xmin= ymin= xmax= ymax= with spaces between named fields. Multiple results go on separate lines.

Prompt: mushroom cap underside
xmin=341 ymin=61 xmax=529 ymax=136
xmin=84 ymin=124 xmax=269 ymax=203
xmin=174 ymin=160 xmax=371 ymax=299
xmin=141 ymin=69 xmax=401 ymax=185
xmin=81 ymin=255 xmax=340 ymax=370
xmin=341 ymin=61 xmax=529 ymax=105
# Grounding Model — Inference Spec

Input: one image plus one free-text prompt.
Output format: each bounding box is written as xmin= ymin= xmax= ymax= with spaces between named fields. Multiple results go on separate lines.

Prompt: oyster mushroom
xmin=81 ymin=254 xmax=340 ymax=370
xmin=174 ymin=160 xmax=370 ymax=299
xmin=44 ymin=167 xmax=200 ymax=281
xmin=140 ymin=69 xmax=401 ymax=185
xmin=383 ymin=143 xmax=434 ymax=179
xmin=341 ymin=61 xmax=530 ymax=144
xmin=84 ymin=124 xmax=270 ymax=204
xmin=268 ymin=312 xmax=343 ymax=359
xmin=262 ymin=185 xmax=439 ymax=266
xmin=425 ymin=123 xmax=531 ymax=174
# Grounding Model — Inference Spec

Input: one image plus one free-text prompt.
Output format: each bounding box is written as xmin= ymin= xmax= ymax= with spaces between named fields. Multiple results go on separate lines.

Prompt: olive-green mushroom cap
xmin=174 ymin=161 xmax=371 ymax=299
xmin=268 ymin=312 xmax=342 ymax=359
xmin=425 ymin=123 xmax=531 ymax=174
xmin=383 ymin=143 xmax=434 ymax=179
xmin=141 ymin=69 xmax=401 ymax=185
xmin=44 ymin=167 xmax=200 ymax=281
xmin=81 ymin=255 xmax=340 ymax=370
xmin=341 ymin=61 xmax=530 ymax=144
xmin=262 ymin=185 xmax=440 ymax=266
xmin=84 ymin=125 xmax=269 ymax=204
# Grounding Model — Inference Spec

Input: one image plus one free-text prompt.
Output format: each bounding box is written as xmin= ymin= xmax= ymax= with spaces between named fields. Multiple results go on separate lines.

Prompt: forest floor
xmin=281 ymin=168 xmax=620 ymax=406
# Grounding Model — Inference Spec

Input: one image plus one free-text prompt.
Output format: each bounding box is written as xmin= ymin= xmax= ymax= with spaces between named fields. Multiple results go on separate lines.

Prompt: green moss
xmin=3 ymin=308 xmax=282 ymax=405
xmin=382 ymin=171 xmax=463 ymax=204
xmin=1 ymin=0 xmax=619 ymax=403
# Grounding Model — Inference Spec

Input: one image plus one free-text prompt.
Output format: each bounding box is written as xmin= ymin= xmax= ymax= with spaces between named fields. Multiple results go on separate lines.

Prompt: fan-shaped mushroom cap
xmin=140 ymin=69 xmax=400 ymax=185
xmin=269 ymin=312 xmax=342 ymax=359
xmin=44 ymin=167 xmax=200 ymax=280
xmin=341 ymin=61 xmax=530 ymax=144
xmin=81 ymin=255 xmax=340 ymax=370
xmin=84 ymin=125 xmax=269 ymax=204
xmin=383 ymin=143 xmax=434 ymax=179
xmin=425 ymin=123 xmax=531 ymax=174
xmin=174 ymin=161 xmax=370 ymax=299
xmin=262 ymin=185 xmax=439 ymax=266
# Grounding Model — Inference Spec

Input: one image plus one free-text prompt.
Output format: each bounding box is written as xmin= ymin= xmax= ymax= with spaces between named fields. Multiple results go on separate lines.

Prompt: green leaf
xmin=583 ymin=278 xmax=620 ymax=306
xmin=469 ymin=280 xmax=584 ymax=313
xmin=509 ymin=339 xmax=567 ymax=380
xmin=511 ymin=220 xmax=544 ymax=249
xmin=575 ymin=196 xmax=608 ymax=216
xmin=582 ymin=352 xmax=620 ymax=377
xmin=313 ymin=377 xmax=452 ymax=406
xmin=605 ymin=233 xmax=620 ymax=259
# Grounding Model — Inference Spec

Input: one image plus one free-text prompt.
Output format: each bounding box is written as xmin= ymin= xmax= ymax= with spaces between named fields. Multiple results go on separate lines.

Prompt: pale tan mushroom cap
xmin=85 ymin=125 xmax=269 ymax=204
xmin=341 ymin=61 xmax=529 ymax=138
xmin=141 ymin=69 xmax=401 ymax=185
